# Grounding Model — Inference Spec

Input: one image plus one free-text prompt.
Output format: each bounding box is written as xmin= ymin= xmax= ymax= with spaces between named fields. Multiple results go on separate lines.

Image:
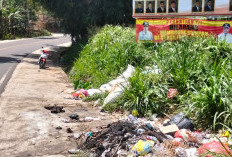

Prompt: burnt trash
xmin=164 ymin=112 xmax=194 ymax=131
xmin=67 ymin=128 xmax=74 ymax=133
xmin=56 ymin=126 xmax=62 ymax=130
xmin=80 ymin=121 xmax=167 ymax=157
xmin=69 ymin=114 xmax=79 ymax=120
xmin=44 ymin=105 xmax=65 ymax=114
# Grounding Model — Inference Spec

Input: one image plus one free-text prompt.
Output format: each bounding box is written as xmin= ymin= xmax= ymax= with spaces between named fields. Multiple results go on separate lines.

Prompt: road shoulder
xmin=0 ymin=43 xmax=119 ymax=156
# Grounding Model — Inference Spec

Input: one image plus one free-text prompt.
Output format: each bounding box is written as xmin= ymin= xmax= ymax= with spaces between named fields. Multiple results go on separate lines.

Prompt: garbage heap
xmin=76 ymin=112 xmax=232 ymax=157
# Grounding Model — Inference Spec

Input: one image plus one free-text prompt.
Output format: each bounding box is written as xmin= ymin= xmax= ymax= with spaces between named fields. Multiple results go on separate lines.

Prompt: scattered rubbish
xmin=86 ymin=132 xmax=92 ymax=137
xmin=87 ymin=89 xmax=102 ymax=96
xmin=84 ymin=117 xmax=100 ymax=122
xmin=137 ymin=128 xmax=146 ymax=134
xmin=174 ymin=129 xmax=204 ymax=144
xmin=74 ymin=133 xmax=81 ymax=139
xmin=146 ymin=136 xmax=158 ymax=142
xmin=221 ymin=130 xmax=230 ymax=138
xmin=81 ymin=120 xmax=168 ymax=156
xmin=152 ymin=143 xmax=166 ymax=156
xmin=73 ymin=89 xmax=89 ymax=100
xmin=69 ymin=114 xmax=79 ymax=120
xmin=198 ymin=141 xmax=232 ymax=157
xmin=166 ymin=135 xmax=174 ymax=140
xmin=67 ymin=128 xmax=73 ymax=133
xmin=164 ymin=112 xmax=194 ymax=131
xmin=128 ymin=114 xmax=138 ymax=124
xmin=176 ymin=147 xmax=198 ymax=157
xmin=102 ymin=65 xmax=135 ymax=106
xmin=44 ymin=105 xmax=65 ymax=114
xmin=61 ymin=118 xmax=70 ymax=123
xmin=150 ymin=114 xmax=158 ymax=121
xmin=100 ymin=84 xmax=112 ymax=92
xmin=146 ymin=123 xmax=154 ymax=131
xmin=132 ymin=109 xmax=139 ymax=117
xmin=103 ymin=84 xmax=126 ymax=106
xmin=159 ymin=124 xmax=179 ymax=134
xmin=68 ymin=149 xmax=82 ymax=154
xmin=132 ymin=140 xmax=155 ymax=156
xmin=172 ymin=138 xmax=185 ymax=147
xmin=142 ymin=65 xmax=162 ymax=74
xmin=117 ymin=149 xmax=128 ymax=156
xmin=56 ymin=126 xmax=62 ymax=130
xmin=167 ymin=88 xmax=178 ymax=99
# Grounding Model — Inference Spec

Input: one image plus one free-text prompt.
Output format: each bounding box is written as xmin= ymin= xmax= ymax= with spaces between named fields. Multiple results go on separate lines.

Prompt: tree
xmin=0 ymin=0 xmax=39 ymax=39
xmin=37 ymin=0 xmax=134 ymax=41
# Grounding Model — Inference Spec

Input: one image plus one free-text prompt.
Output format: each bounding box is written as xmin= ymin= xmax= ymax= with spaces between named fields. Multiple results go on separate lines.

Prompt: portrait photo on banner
xmin=138 ymin=21 xmax=154 ymax=41
xmin=192 ymin=0 xmax=202 ymax=12
xmin=218 ymin=23 xmax=232 ymax=44
xmin=204 ymin=0 xmax=214 ymax=12
xmin=169 ymin=0 xmax=178 ymax=13
xmin=146 ymin=0 xmax=155 ymax=13
xmin=135 ymin=1 xmax=144 ymax=14
xmin=230 ymin=0 xmax=232 ymax=11
xmin=157 ymin=0 xmax=167 ymax=13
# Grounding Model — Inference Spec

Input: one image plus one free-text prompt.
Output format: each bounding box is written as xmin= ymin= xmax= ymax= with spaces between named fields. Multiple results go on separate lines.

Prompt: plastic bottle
xmin=128 ymin=114 xmax=138 ymax=124
xmin=137 ymin=129 xmax=146 ymax=134
xmin=147 ymin=136 xmax=158 ymax=142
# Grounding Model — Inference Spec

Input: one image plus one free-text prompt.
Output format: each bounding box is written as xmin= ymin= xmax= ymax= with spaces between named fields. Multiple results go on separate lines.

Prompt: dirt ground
xmin=0 ymin=43 xmax=120 ymax=157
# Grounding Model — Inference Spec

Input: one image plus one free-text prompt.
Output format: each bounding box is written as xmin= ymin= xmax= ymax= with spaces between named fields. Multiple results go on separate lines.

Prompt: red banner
xmin=136 ymin=19 xmax=232 ymax=43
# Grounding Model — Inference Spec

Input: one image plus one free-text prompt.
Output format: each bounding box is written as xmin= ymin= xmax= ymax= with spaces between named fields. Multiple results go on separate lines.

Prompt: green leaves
xmin=0 ymin=0 xmax=39 ymax=39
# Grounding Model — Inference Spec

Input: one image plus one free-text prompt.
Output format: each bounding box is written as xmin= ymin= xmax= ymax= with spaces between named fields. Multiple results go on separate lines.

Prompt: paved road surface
xmin=0 ymin=34 xmax=71 ymax=95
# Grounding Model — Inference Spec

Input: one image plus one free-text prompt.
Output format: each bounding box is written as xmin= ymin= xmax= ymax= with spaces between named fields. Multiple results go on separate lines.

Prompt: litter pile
xmin=73 ymin=112 xmax=232 ymax=157
xmin=44 ymin=105 xmax=65 ymax=113
xmin=81 ymin=120 xmax=172 ymax=157
xmin=72 ymin=64 xmax=162 ymax=105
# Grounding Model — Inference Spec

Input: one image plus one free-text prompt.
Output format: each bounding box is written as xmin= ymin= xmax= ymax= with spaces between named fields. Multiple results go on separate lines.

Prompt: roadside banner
xmin=136 ymin=19 xmax=232 ymax=43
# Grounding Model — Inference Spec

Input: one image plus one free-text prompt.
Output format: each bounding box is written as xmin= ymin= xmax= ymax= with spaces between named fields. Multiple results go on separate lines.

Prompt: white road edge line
xmin=0 ymin=66 xmax=13 ymax=86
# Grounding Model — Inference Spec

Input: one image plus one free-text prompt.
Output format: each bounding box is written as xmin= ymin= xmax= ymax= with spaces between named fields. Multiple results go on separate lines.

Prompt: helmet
xmin=223 ymin=23 xmax=231 ymax=28
xmin=143 ymin=22 xmax=149 ymax=27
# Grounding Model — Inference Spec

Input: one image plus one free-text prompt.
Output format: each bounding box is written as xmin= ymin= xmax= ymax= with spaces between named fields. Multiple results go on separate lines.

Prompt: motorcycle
xmin=38 ymin=47 xmax=50 ymax=69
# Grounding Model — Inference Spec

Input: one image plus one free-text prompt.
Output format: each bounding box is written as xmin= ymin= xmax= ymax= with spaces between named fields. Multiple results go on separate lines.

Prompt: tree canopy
xmin=37 ymin=0 xmax=134 ymax=40
xmin=0 ymin=0 xmax=40 ymax=39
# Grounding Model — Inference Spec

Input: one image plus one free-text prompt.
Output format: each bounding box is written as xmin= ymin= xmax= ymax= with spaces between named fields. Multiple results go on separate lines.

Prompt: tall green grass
xmin=69 ymin=25 xmax=153 ymax=89
xmin=68 ymin=25 xmax=232 ymax=129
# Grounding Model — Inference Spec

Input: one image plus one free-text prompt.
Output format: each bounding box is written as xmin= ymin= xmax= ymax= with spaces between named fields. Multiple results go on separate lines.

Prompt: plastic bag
xmin=132 ymin=140 xmax=155 ymax=156
xmin=174 ymin=129 xmax=201 ymax=143
xmin=164 ymin=112 xmax=194 ymax=131
xmin=198 ymin=141 xmax=232 ymax=157
xmin=103 ymin=85 xmax=125 ymax=106
xmin=87 ymin=89 xmax=102 ymax=96
xmin=176 ymin=147 xmax=198 ymax=157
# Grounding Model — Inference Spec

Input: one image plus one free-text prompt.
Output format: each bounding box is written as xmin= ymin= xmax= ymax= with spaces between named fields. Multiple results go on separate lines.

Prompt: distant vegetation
xmin=0 ymin=0 xmax=50 ymax=39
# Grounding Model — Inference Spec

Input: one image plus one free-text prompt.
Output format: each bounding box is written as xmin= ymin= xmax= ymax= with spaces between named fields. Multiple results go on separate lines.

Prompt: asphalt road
xmin=0 ymin=34 xmax=71 ymax=95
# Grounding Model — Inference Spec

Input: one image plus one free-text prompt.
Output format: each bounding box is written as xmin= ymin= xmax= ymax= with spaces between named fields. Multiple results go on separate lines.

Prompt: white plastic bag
xmin=87 ymin=89 xmax=102 ymax=96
